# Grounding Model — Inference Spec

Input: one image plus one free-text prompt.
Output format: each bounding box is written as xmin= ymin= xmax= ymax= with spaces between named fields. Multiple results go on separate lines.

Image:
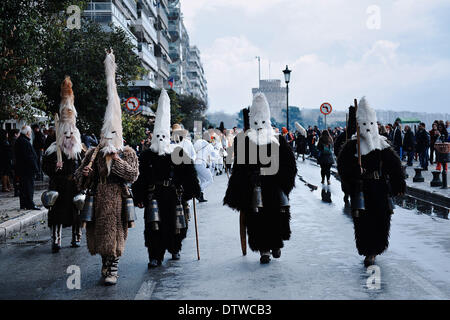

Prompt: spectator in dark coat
xmin=44 ymin=127 xmax=56 ymax=151
xmin=9 ymin=129 xmax=20 ymax=196
xmin=32 ymin=124 xmax=45 ymax=180
xmin=435 ymin=121 xmax=449 ymax=172
xmin=429 ymin=122 xmax=440 ymax=164
xmin=415 ymin=123 xmax=430 ymax=170
xmin=317 ymin=130 xmax=334 ymax=185
xmin=14 ymin=126 xmax=40 ymax=210
xmin=392 ymin=122 xmax=403 ymax=158
xmin=403 ymin=125 xmax=415 ymax=166
xmin=0 ymin=129 xmax=13 ymax=192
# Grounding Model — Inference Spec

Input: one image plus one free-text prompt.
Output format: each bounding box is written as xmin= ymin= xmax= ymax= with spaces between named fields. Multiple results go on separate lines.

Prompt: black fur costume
xmin=337 ymin=140 xmax=405 ymax=256
xmin=42 ymin=151 xmax=83 ymax=227
xmin=132 ymin=147 xmax=201 ymax=261
xmin=224 ymin=134 xmax=297 ymax=252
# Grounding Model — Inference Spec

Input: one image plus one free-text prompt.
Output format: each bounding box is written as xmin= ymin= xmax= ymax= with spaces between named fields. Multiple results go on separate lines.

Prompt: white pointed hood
xmin=100 ymin=50 xmax=123 ymax=155
xmin=295 ymin=122 xmax=307 ymax=137
xmin=247 ymin=92 xmax=278 ymax=145
xmin=150 ymin=89 xmax=172 ymax=155
xmin=353 ymin=97 xmax=390 ymax=155
xmin=45 ymin=76 xmax=82 ymax=160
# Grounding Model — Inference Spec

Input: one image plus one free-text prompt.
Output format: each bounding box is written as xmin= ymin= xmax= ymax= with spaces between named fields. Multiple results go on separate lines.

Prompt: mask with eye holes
xmin=355 ymin=97 xmax=390 ymax=155
xmin=247 ymin=92 xmax=278 ymax=146
xmin=100 ymin=51 xmax=124 ymax=155
xmin=150 ymin=89 xmax=172 ymax=156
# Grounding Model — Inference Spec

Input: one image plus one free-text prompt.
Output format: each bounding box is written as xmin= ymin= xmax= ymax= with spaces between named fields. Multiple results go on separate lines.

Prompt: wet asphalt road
xmin=1 ymin=159 xmax=449 ymax=300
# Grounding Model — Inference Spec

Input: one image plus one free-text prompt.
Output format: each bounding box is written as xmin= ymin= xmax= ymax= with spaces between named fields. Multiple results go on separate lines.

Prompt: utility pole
xmin=255 ymin=56 xmax=261 ymax=87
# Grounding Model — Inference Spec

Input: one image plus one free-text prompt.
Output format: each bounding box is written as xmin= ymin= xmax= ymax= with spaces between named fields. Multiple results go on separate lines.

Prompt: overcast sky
xmin=180 ymin=0 xmax=450 ymax=114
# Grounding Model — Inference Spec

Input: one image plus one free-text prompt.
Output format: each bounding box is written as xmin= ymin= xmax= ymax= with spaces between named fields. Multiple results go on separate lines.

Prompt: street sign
xmin=125 ymin=97 xmax=140 ymax=111
xmin=320 ymin=102 xmax=332 ymax=116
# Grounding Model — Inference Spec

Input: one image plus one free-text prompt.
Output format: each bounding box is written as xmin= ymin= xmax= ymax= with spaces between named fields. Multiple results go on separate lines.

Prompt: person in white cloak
xmin=194 ymin=138 xmax=216 ymax=202
xmin=171 ymin=123 xmax=196 ymax=161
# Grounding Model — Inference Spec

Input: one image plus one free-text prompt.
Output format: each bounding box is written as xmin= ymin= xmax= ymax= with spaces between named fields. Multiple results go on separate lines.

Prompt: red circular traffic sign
xmin=320 ymin=102 xmax=332 ymax=116
xmin=125 ymin=97 xmax=140 ymax=111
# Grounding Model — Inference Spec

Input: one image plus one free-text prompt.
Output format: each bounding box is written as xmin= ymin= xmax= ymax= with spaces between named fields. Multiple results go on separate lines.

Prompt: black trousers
xmin=320 ymin=164 xmax=332 ymax=181
xmin=19 ymin=176 xmax=35 ymax=209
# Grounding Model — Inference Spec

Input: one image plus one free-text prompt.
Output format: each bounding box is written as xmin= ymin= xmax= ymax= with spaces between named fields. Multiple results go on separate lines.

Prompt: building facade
xmin=83 ymin=0 xmax=208 ymax=107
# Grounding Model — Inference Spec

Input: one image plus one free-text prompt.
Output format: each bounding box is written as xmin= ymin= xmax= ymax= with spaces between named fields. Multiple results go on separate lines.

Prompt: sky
xmin=179 ymin=0 xmax=450 ymax=114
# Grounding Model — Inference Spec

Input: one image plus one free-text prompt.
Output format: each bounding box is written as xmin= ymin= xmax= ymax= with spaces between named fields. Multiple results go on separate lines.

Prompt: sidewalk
xmin=403 ymin=163 xmax=449 ymax=198
xmin=0 ymin=178 xmax=49 ymax=242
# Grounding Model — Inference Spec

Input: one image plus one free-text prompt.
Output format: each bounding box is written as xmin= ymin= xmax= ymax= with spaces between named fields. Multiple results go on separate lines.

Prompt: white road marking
xmin=134 ymin=280 xmax=156 ymax=300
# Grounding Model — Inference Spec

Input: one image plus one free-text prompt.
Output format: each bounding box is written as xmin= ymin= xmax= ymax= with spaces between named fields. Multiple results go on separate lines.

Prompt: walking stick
xmin=239 ymin=211 xmax=247 ymax=255
xmin=192 ymin=198 xmax=200 ymax=260
xmin=352 ymin=98 xmax=365 ymax=217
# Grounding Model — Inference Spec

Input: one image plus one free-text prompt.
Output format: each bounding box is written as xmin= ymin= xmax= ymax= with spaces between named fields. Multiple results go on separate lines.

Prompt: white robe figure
xmin=194 ymin=139 xmax=215 ymax=192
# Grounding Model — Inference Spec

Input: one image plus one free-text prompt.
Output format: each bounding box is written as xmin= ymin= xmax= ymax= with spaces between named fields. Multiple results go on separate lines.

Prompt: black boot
xmin=260 ymin=251 xmax=271 ymax=264
xmin=171 ymin=252 xmax=180 ymax=260
xmin=198 ymin=192 xmax=207 ymax=203
xmin=104 ymin=256 xmax=119 ymax=285
xmin=147 ymin=248 xmax=162 ymax=269
xmin=271 ymin=248 xmax=281 ymax=259
xmin=51 ymin=224 xmax=62 ymax=253
xmin=71 ymin=223 xmax=82 ymax=248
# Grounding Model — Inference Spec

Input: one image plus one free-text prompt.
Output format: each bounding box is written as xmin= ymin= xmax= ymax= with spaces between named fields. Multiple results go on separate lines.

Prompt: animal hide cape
xmin=75 ymin=146 xmax=139 ymax=257
xmin=337 ymin=139 xmax=406 ymax=256
xmin=223 ymin=135 xmax=297 ymax=252
xmin=132 ymin=147 xmax=201 ymax=260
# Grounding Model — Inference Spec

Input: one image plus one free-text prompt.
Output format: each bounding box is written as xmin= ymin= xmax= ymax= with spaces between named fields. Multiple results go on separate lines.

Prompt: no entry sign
xmin=125 ymin=97 xmax=140 ymax=111
xmin=320 ymin=102 xmax=332 ymax=116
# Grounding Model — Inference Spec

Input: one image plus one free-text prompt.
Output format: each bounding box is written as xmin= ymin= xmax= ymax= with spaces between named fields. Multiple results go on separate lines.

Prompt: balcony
xmin=142 ymin=0 xmax=158 ymax=17
xmin=158 ymin=30 xmax=169 ymax=53
xmin=158 ymin=5 xmax=169 ymax=29
xmin=139 ymin=43 xmax=158 ymax=71
xmin=121 ymin=0 xmax=138 ymax=20
xmin=134 ymin=14 xmax=157 ymax=42
xmin=157 ymin=57 xmax=170 ymax=77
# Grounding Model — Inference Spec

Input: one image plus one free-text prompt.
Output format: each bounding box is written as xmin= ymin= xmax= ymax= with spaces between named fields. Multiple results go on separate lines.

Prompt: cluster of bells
xmin=146 ymin=199 xmax=190 ymax=233
xmin=252 ymin=186 xmax=290 ymax=213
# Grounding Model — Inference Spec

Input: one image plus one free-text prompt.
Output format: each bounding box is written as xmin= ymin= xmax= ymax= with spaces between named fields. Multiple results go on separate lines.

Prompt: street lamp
xmin=283 ymin=65 xmax=292 ymax=132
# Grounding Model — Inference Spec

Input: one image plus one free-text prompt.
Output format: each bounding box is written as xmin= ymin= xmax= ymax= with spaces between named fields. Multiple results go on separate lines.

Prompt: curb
xmin=303 ymin=157 xmax=449 ymax=211
xmin=0 ymin=208 xmax=47 ymax=242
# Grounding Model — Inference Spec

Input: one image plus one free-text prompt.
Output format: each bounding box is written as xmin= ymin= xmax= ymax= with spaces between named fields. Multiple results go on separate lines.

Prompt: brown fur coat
xmin=74 ymin=146 xmax=139 ymax=257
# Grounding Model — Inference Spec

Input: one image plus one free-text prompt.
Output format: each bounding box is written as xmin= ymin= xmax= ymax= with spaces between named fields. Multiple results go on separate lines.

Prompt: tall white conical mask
xmin=295 ymin=122 xmax=307 ymax=137
xmin=247 ymin=92 xmax=278 ymax=145
xmin=100 ymin=50 xmax=123 ymax=156
xmin=150 ymin=89 xmax=172 ymax=155
xmin=45 ymin=76 xmax=82 ymax=160
xmin=354 ymin=97 xmax=390 ymax=155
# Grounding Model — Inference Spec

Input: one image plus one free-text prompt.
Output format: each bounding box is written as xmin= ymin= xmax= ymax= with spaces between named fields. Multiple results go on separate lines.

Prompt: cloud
xmin=181 ymin=0 xmax=450 ymax=114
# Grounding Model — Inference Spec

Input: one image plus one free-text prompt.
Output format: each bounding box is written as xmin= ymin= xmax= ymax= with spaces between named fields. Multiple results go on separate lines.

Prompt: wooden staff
xmin=192 ymin=198 xmax=200 ymax=260
xmin=239 ymin=211 xmax=247 ymax=255
xmin=355 ymin=98 xmax=361 ymax=167
xmin=345 ymin=113 xmax=349 ymax=141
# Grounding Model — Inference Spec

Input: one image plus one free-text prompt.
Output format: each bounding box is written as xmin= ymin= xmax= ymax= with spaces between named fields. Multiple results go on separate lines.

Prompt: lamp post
xmin=283 ymin=65 xmax=292 ymax=132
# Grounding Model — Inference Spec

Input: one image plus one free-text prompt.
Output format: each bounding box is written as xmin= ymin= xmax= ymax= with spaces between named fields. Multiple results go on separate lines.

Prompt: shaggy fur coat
xmin=337 ymin=140 xmax=406 ymax=256
xmin=42 ymin=151 xmax=82 ymax=227
xmin=224 ymin=135 xmax=297 ymax=252
xmin=75 ymin=146 xmax=139 ymax=257
xmin=132 ymin=147 xmax=201 ymax=260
